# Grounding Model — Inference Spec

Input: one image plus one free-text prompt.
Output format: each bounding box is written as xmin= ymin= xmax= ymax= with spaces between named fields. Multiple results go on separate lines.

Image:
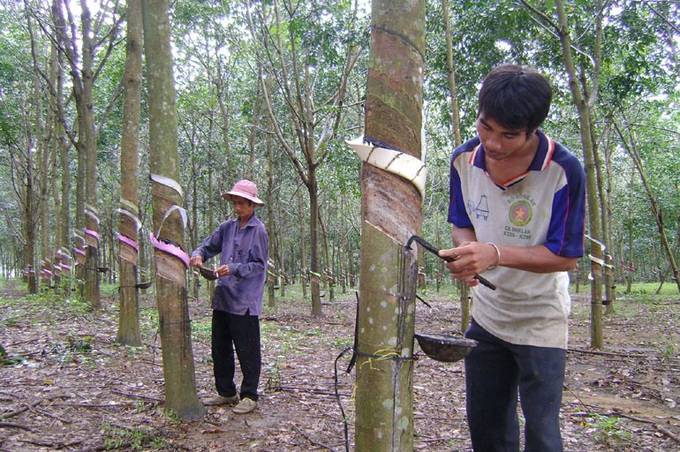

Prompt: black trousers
xmin=465 ymin=319 xmax=566 ymax=452
xmin=212 ymin=309 xmax=261 ymax=401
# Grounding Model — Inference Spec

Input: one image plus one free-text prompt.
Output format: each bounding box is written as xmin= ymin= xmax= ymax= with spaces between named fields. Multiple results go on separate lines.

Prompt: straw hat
xmin=222 ymin=179 xmax=264 ymax=206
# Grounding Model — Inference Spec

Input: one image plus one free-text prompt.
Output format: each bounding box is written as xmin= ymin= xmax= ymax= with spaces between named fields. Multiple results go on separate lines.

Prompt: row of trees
xmin=0 ymin=0 xmax=677 ymax=326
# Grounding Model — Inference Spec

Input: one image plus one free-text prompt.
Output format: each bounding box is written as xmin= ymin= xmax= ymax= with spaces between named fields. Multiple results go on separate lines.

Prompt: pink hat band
xmin=223 ymin=179 xmax=264 ymax=205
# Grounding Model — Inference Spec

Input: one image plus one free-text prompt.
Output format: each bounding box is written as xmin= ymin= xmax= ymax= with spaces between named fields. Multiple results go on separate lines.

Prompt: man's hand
xmin=215 ymin=264 xmax=230 ymax=277
xmin=440 ymin=242 xmax=497 ymax=287
xmin=189 ymin=256 xmax=203 ymax=267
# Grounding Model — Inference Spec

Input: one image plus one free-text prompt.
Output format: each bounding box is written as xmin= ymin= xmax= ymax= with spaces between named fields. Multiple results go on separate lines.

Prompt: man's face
xmin=476 ymin=115 xmax=535 ymax=162
xmin=231 ymin=196 xmax=255 ymax=220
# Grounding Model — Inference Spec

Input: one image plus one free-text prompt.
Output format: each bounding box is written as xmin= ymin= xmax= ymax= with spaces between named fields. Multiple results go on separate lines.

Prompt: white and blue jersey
xmin=448 ymin=130 xmax=586 ymax=349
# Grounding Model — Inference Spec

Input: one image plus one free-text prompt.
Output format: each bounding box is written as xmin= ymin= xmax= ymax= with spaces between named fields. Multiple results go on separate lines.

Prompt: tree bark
xmin=354 ymin=1 xmax=425 ymax=450
xmin=552 ymin=0 xmax=604 ymax=348
xmin=117 ymin=0 xmax=143 ymax=346
xmin=48 ymin=40 xmax=66 ymax=291
xmin=601 ymin=127 xmax=616 ymax=314
xmin=78 ymin=0 xmax=100 ymax=308
xmin=142 ymin=0 xmax=205 ymax=421
xmin=441 ymin=0 xmax=470 ymax=332
xmin=266 ymin=127 xmax=277 ymax=308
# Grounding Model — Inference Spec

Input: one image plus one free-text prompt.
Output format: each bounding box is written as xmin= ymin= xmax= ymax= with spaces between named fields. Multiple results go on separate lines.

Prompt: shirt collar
xmin=469 ymin=129 xmax=555 ymax=188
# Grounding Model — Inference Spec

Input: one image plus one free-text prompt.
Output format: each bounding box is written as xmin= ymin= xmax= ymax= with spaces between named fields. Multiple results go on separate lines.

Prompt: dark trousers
xmin=212 ymin=309 xmax=261 ymax=401
xmin=465 ymin=319 xmax=566 ymax=452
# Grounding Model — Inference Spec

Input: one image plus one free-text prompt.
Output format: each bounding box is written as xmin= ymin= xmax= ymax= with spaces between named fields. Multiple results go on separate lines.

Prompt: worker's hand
xmin=440 ymin=242 xmax=494 ymax=287
xmin=215 ymin=264 xmax=230 ymax=277
xmin=189 ymin=256 xmax=203 ymax=267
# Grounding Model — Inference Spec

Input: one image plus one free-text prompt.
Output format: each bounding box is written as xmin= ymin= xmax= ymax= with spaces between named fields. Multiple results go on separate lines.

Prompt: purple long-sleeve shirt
xmin=191 ymin=214 xmax=269 ymax=316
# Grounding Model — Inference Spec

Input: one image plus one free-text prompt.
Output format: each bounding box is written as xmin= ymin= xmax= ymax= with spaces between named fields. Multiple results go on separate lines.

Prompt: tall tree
xmin=13 ymin=2 xmax=42 ymax=293
xmin=50 ymin=0 xmax=123 ymax=308
xmin=519 ymin=0 xmax=606 ymax=347
xmin=27 ymin=3 xmax=55 ymax=290
xmin=441 ymin=0 xmax=470 ymax=332
xmin=245 ymin=0 xmax=362 ymax=316
xmin=141 ymin=0 xmax=205 ymax=420
xmin=47 ymin=32 xmax=72 ymax=292
xmin=116 ymin=0 xmax=143 ymax=346
xmin=353 ymin=0 xmax=425 ymax=449
xmin=551 ymin=0 xmax=605 ymax=348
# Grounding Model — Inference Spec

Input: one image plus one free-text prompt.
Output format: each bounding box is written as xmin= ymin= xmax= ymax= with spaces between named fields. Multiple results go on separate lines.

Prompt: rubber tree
xmin=245 ymin=0 xmax=362 ymax=316
xmin=441 ymin=0 xmax=470 ymax=332
xmin=521 ymin=0 xmax=605 ymax=347
xmin=50 ymin=0 xmax=123 ymax=308
xmin=116 ymin=0 xmax=143 ymax=346
xmin=552 ymin=0 xmax=605 ymax=348
xmin=25 ymin=3 xmax=55 ymax=292
xmin=141 ymin=0 xmax=205 ymax=420
xmin=354 ymin=0 xmax=425 ymax=450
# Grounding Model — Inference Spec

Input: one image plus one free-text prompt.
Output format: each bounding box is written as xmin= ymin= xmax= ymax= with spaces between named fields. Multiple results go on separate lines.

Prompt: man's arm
xmin=450 ymin=224 xmax=477 ymax=247
xmin=440 ymin=225 xmax=578 ymax=285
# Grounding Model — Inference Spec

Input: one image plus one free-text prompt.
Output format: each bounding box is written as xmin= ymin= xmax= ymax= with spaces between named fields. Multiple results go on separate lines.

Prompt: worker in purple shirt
xmin=190 ymin=179 xmax=269 ymax=415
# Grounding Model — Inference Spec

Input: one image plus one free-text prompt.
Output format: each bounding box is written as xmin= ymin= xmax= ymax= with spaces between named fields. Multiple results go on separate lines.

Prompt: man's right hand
xmin=189 ymin=256 xmax=203 ymax=267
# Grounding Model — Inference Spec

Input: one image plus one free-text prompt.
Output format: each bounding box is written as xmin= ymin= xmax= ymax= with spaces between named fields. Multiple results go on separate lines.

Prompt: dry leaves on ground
xmin=1 ymin=280 xmax=679 ymax=451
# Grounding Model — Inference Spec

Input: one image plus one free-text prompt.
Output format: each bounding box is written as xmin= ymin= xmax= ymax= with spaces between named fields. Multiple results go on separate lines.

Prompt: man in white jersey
xmin=440 ymin=64 xmax=586 ymax=451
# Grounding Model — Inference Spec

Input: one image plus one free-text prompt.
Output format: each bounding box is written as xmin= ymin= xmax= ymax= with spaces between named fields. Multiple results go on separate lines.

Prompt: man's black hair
xmin=478 ymin=64 xmax=552 ymax=133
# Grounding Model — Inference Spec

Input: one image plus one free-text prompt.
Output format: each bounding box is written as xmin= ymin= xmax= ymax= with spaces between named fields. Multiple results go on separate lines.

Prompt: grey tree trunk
xmin=354 ymin=1 xmax=425 ymax=450
xmin=441 ymin=0 xmax=470 ymax=332
xmin=553 ymin=0 xmax=604 ymax=347
xmin=79 ymin=1 xmax=101 ymax=309
xmin=142 ymin=0 xmax=206 ymax=421
xmin=117 ymin=0 xmax=143 ymax=346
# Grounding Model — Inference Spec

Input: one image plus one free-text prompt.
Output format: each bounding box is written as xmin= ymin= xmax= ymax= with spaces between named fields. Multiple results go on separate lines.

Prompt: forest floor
xmin=1 ymin=278 xmax=679 ymax=452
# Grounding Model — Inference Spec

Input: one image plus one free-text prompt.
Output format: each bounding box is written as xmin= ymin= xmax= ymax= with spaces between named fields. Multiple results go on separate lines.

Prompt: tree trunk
xmin=117 ymin=0 xmax=143 ymax=346
xmin=58 ymin=110 xmax=71 ymax=292
xmin=50 ymin=0 xmax=100 ymax=306
xmin=190 ymin=149 xmax=200 ymax=302
xmin=553 ymin=0 xmax=604 ymax=348
xmin=207 ymin=159 xmax=215 ymax=295
xmin=56 ymin=0 xmax=84 ymax=295
xmin=25 ymin=5 xmax=45 ymax=293
xmin=142 ymin=0 xmax=205 ymax=421
xmin=298 ymin=190 xmax=307 ymax=300
xmin=601 ymin=128 xmax=616 ymax=314
xmin=354 ymin=1 xmax=425 ymax=450
xmin=308 ymin=175 xmax=322 ymax=316
xmin=441 ymin=0 xmax=470 ymax=331
xmin=48 ymin=40 xmax=65 ymax=291
xmin=625 ymin=165 xmax=635 ymax=293
xmin=442 ymin=0 xmax=461 ymax=148
xmin=20 ymin=149 xmax=38 ymax=294
xmin=266 ymin=130 xmax=276 ymax=308
xmin=79 ymin=1 xmax=101 ymax=309
xmin=35 ymin=41 xmax=52 ymax=291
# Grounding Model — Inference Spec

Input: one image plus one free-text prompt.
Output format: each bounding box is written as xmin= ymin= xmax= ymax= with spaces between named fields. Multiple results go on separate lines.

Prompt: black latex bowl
xmin=415 ymin=333 xmax=477 ymax=363
xmin=198 ymin=266 xmax=218 ymax=281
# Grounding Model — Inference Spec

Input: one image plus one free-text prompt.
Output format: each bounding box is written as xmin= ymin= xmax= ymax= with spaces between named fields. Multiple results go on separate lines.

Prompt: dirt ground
xmin=1 ymin=279 xmax=679 ymax=451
